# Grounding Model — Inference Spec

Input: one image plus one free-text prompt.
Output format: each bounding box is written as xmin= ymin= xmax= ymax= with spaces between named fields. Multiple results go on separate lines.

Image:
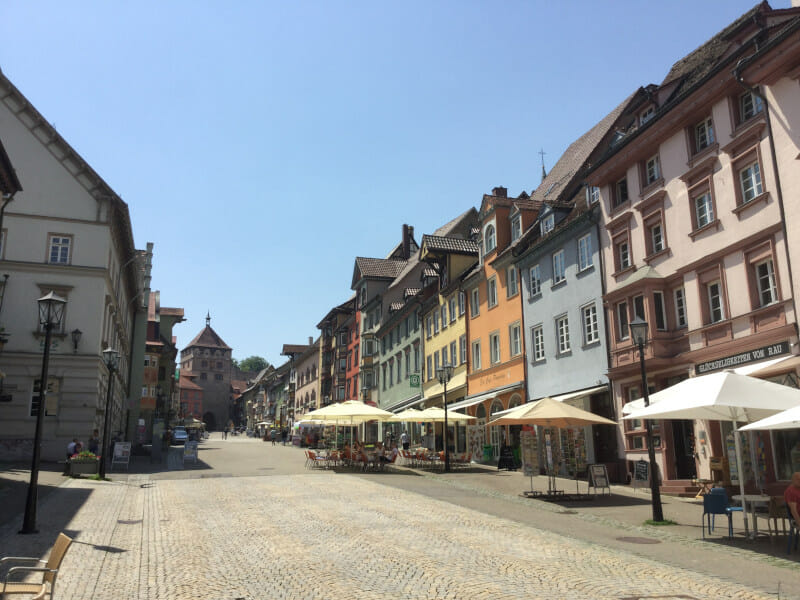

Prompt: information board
xmin=588 ymin=464 xmax=610 ymax=495
xmin=111 ymin=442 xmax=131 ymax=472
xmin=183 ymin=441 xmax=199 ymax=464
xmin=633 ymin=459 xmax=649 ymax=490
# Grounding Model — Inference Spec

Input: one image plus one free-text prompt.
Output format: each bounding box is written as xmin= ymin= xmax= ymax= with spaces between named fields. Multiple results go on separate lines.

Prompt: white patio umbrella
xmin=304 ymin=401 xmax=393 ymax=447
xmin=739 ymin=404 xmax=800 ymax=431
xmin=487 ymin=397 xmax=616 ymax=494
xmin=388 ymin=408 xmax=423 ymax=422
xmin=623 ymin=370 xmax=800 ymax=534
xmin=416 ymin=407 xmax=476 ymax=422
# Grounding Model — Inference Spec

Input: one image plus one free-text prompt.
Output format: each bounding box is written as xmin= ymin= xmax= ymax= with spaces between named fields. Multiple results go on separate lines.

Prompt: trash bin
xmin=482 ymin=444 xmax=494 ymax=463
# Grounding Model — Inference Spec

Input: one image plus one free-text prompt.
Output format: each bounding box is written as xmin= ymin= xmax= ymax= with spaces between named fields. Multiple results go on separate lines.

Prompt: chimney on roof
xmin=402 ymin=224 xmax=411 ymax=259
xmin=308 ymin=336 xmax=313 ymax=345
xmin=492 ymin=186 xmax=507 ymax=198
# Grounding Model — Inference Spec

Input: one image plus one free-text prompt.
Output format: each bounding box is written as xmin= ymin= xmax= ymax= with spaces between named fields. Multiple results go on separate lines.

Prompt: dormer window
xmin=540 ymin=214 xmax=554 ymax=236
xmin=484 ymin=224 xmax=496 ymax=253
xmin=511 ymin=215 xmax=522 ymax=242
xmin=640 ymin=106 xmax=655 ymax=126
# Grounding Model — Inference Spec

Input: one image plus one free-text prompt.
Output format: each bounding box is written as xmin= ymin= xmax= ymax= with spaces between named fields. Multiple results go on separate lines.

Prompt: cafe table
xmin=732 ymin=494 xmax=770 ymax=539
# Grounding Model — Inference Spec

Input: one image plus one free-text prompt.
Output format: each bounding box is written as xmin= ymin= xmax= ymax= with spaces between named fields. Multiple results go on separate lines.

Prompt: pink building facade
xmin=589 ymin=4 xmax=800 ymax=487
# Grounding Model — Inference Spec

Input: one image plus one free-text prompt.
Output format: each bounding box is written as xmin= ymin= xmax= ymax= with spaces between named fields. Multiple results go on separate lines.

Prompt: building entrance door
xmin=672 ymin=419 xmax=697 ymax=479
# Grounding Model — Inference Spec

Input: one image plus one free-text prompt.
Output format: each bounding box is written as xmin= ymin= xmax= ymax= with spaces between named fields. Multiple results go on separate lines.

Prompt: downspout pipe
xmin=733 ymin=59 xmax=798 ymax=338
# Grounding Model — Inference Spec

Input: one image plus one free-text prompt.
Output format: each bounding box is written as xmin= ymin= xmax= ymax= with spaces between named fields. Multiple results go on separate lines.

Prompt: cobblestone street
xmin=2 ymin=439 xmax=799 ymax=599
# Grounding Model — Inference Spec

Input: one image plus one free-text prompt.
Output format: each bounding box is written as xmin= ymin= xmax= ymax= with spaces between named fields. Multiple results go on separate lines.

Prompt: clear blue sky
xmin=0 ymin=1 xmax=786 ymax=367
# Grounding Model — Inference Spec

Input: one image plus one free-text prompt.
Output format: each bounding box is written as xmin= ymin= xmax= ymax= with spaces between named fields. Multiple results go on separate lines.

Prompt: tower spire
xmin=539 ymin=148 xmax=547 ymax=183
xmin=206 ymin=311 xmax=211 ymax=327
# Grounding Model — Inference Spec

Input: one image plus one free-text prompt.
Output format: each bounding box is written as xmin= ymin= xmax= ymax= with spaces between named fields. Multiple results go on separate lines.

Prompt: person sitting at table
xmin=785 ymin=471 xmax=800 ymax=529
xmin=380 ymin=443 xmax=399 ymax=464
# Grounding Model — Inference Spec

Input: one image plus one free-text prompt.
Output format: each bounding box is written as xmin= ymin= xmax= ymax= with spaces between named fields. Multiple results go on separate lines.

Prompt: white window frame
xmin=450 ymin=341 xmax=457 ymax=367
xmin=695 ymin=117 xmax=715 ymax=152
xmin=449 ymin=297 xmax=457 ymax=323
xmin=755 ymin=259 xmax=778 ymax=307
xmin=578 ymin=235 xmax=592 ymax=271
xmin=739 ymin=89 xmax=763 ymax=121
xmin=459 ymin=334 xmax=467 ymax=364
xmin=511 ymin=215 xmax=522 ymax=242
xmin=489 ymin=332 xmax=501 ymax=365
xmin=471 ymin=340 xmax=481 ymax=371
xmin=529 ymin=264 xmax=541 ymax=296
xmin=645 ymin=155 xmax=660 ymax=185
xmin=556 ymin=315 xmax=570 ymax=354
xmin=707 ymin=281 xmax=725 ymax=323
xmin=552 ymin=250 xmax=566 ymax=284
xmin=484 ymin=224 xmax=496 ymax=254
xmin=587 ymin=186 xmax=600 ymax=204
xmin=48 ymin=234 xmax=72 ymax=265
xmin=581 ymin=304 xmax=599 ymax=345
xmin=695 ymin=192 xmax=714 ymax=228
xmin=618 ymin=241 xmax=630 ymax=270
xmin=540 ymin=214 xmax=555 ymax=236
xmin=674 ymin=287 xmax=687 ymax=328
xmin=531 ymin=325 xmax=544 ymax=362
xmin=426 ymin=355 xmax=433 ymax=381
xmin=509 ymin=322 xmax=521 ymax=357
xmin=440 ymin=304 xmax=447 ymax=329
xmin=739 ymin=161 xmax=763 ymax=204
xmin=487 ymin=277 xmax=498 ymax=308
xmin=470 ymin=288 xmax=480 ymax=317
xmin=458 ymin=292 xmax=466 ymax=316
xmin=617 ymin=301 xmax=629 ymax=341
xmin=651 ymin=223 xmax=664 ymax=253
xmin=507 ymin=267 xmax=518 ymax=297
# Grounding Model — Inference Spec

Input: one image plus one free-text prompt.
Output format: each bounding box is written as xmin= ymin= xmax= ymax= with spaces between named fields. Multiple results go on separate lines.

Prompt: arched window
xmin=484 ymin=224 xmax=496 ymax=253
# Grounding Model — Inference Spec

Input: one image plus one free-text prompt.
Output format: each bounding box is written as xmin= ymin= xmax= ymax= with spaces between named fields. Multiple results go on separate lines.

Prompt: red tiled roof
xmin=421 ymin=234 xmax=479 ymax=255
xmin=183 ymin=325 xmax=231 ymax=351
xmin=179 ymin=375 xmax=203 ymax=391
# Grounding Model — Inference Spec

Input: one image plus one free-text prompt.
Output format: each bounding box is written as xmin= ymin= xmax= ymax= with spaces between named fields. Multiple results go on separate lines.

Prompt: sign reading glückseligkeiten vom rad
xmin=695 ymin=341 xmax=789 ymax=374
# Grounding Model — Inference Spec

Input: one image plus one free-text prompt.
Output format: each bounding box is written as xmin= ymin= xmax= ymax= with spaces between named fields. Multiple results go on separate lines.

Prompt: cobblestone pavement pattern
xmin=3 ymin=469 xmax=793 ymax=600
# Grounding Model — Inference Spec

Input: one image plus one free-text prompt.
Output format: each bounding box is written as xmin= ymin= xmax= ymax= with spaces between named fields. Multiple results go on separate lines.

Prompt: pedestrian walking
xmin=400 ymin=430 xmax=410 ymax=451
xmin=271 ymin=429 xmax=277 ymax=445
xmin=281 ymin=428 xmax=288 ymax=446
xmin=88 ymin=429 xmax=100 ymax=455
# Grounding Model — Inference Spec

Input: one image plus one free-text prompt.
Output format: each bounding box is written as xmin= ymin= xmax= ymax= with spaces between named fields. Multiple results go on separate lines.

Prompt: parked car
xmin=171 ymin=426 xmax=188 ymax=445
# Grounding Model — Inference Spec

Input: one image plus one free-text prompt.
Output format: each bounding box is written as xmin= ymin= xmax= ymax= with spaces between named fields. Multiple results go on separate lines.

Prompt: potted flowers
xmin=69 ymin=450 xmax=100 ymax=476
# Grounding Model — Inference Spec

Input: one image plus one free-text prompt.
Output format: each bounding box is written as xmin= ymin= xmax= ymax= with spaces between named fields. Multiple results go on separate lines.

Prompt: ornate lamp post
xmin=436 ymin=362 xmax=454 ymax=472
xmin=629 ymin=316 xmax=664 ymax=522
xmin=21 ymin=291 xmax=66 ymax=534
xmin=99 ymin=347 xmax=120 ymax=480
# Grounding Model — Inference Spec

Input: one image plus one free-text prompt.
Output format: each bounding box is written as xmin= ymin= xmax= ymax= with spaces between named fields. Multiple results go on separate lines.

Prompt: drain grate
xmin=616 ymin=536 xmax=661 ymax=544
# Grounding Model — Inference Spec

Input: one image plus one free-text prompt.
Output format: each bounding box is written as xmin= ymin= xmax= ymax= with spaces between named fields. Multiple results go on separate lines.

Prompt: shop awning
xmin=447 ymin=381 xmax=524 ymax=412
xmin=734 ymin=354 xmax=800 ymax=377
xmin=385 ymin=393 xmax=423 ymax=414
xmin=493 ymin=384 xmax=609 ymax=418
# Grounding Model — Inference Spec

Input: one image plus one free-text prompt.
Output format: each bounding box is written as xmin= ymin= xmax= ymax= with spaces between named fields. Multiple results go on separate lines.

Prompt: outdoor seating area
xmin=303 ymin=446 xmax=399 ymax=472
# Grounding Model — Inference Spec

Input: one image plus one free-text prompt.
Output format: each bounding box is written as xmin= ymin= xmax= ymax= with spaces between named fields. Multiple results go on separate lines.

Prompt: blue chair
xmin=702 ymin=487 xmax=743 ymax=538
xmin=786 ymin=504 xmax=799 ymax=554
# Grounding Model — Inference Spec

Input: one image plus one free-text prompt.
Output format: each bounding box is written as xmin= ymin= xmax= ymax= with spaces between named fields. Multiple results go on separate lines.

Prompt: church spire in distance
xmin=539 ymin=148 xmax=547 ymax=183
xmin=206 ymin=311 xmax=211 ymax=327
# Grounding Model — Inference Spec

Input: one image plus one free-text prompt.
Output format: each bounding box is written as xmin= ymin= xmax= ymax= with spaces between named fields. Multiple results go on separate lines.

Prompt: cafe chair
xmin=703 ymin=488 xmax=742 ymax=538
xmin=786 ymin=505 xmax=799 ymax=554
xmin=1 ymin=532 xmax=73 ymax=599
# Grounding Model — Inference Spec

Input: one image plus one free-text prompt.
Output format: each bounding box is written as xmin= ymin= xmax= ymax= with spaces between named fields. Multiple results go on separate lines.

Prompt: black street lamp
xmin=21 ymin=291 xmax=66 ymax=534
xmin=99 ymin=347 xmax=120 ymax=480
xmin=629 ymin=316 xmax=664 ymax=522
xmin=436 ymin=362 xmax=454 ymax=473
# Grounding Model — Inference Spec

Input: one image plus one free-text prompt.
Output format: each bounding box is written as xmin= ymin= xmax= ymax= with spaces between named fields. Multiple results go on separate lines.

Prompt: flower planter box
xmin=70 ymin=460 xmax=99 ymax=476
